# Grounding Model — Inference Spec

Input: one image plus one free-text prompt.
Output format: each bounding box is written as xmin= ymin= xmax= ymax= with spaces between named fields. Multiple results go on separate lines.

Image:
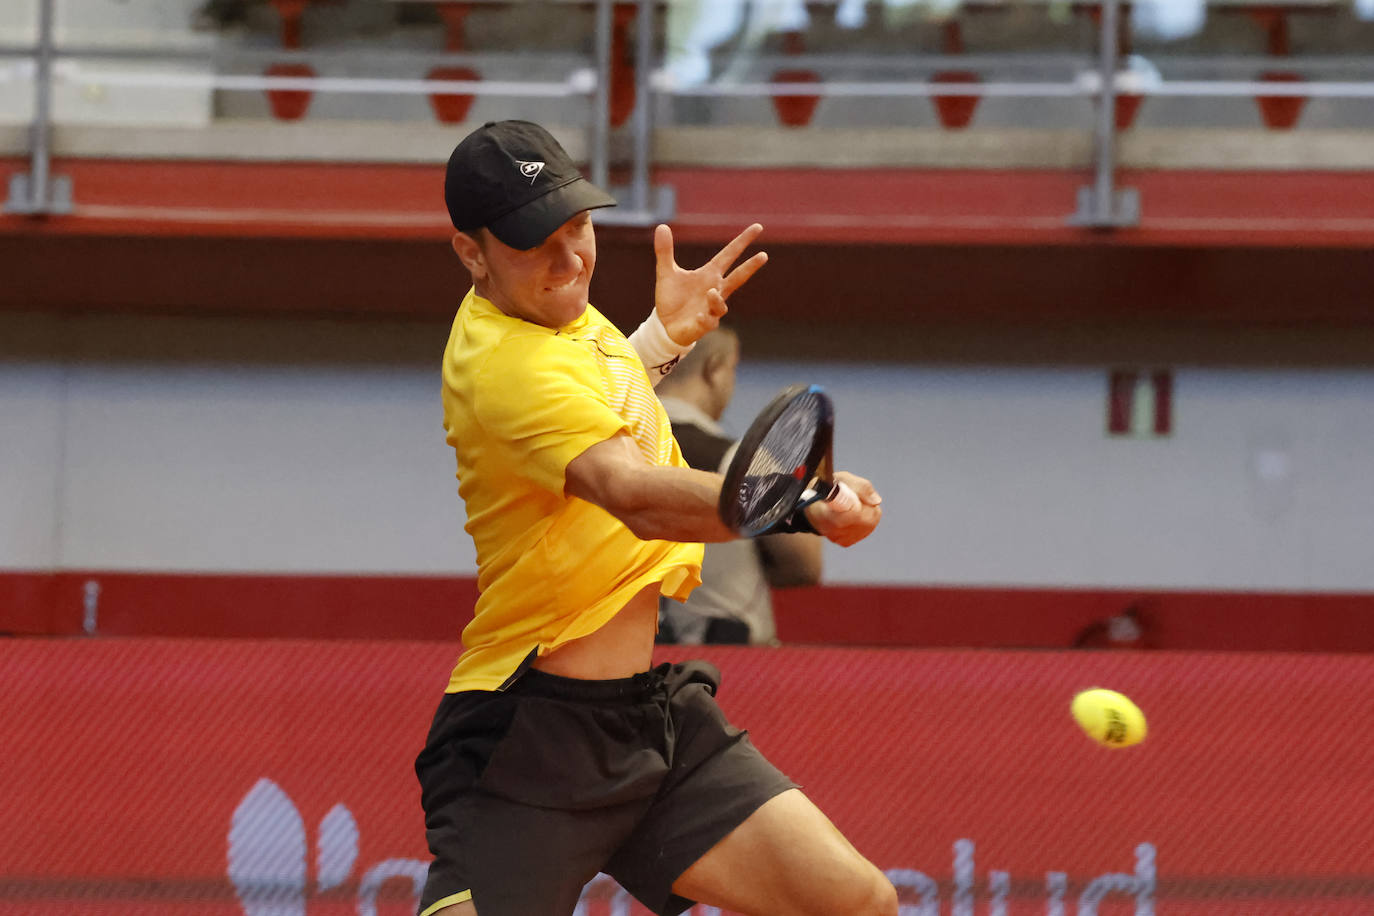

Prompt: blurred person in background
xmin=655 ymin=327 xmax=823 ymax=646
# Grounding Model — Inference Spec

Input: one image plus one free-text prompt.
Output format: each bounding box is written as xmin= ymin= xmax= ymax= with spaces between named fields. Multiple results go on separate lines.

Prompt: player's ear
xmin=704 ymin=350 xmax=729 ymax=386
xmin=451 ymin=231 xmax=487 ymax=280
xmin=705 ymin=339 xmax=737 ymax=387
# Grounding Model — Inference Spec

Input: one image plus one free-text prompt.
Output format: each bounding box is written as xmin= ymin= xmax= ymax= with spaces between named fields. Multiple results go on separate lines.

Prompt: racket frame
xmin=717 ymin=383 xmax=837 ymax=537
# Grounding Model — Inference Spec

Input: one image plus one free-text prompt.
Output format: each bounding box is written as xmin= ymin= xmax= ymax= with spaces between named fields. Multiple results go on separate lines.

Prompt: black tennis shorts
xmin=414 ymin=660 xmax=797 ymax=916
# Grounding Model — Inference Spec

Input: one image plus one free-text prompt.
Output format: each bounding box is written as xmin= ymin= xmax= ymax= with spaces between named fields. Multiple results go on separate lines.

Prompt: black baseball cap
xmin=444 ymin=120 xmax=618 ymax=251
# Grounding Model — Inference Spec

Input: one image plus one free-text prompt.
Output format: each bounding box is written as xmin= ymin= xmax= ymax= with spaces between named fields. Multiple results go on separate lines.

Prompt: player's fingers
xmin=709 ymin=223 xmax=764 ymax=271
xmin=835 ymin=502 xmax=881 ymax=546
xmin=707 ymin=288 xmax=728 ymax=318
xmin=653 ymin=224 xmax=675 ymax=275
xmin=827 ymin=480 xmax=861 ymax=513
xmin=836 ymin=471 xmax=883 ymax=506
xmin=812 ymin=482 xmax=877 ymax=541
xmin=720 ymin=251 xmax=768 ymax=299
xmin=823 ymin=515 xmax=875 ymax=547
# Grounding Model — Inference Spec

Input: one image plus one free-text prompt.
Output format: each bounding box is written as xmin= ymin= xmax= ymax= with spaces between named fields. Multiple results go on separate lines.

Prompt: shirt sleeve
xmin=473 ymin=333 xmax=630 ymax=495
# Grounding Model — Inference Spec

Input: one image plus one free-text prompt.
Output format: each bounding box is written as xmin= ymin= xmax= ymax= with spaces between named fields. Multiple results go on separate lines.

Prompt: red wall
xmin=3 ymin=640 xmax=1373 ymax=914
xmin=5 ymin=162 xmax=1374 ymax=327
xmin=3 ymin=570 xmax=1373 ymax=652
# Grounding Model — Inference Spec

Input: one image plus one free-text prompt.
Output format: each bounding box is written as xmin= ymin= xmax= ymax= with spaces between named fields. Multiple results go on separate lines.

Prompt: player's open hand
xmin=807 ymin=471 xmax=882 ymax=547
xmin=653 ymin=223 xmax=767 ymax=346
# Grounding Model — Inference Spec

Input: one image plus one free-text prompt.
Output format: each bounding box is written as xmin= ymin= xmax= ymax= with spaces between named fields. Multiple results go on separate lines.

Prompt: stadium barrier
xmin=4 ymin=570 xmax=1374 ymax=652
xmin=2 ymin=639 xmax=1373 ymax=914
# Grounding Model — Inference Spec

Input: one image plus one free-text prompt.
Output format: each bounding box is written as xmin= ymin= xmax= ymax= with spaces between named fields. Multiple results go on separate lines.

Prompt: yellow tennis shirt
xmin=440 ymin=288 xmax=704 ymax=692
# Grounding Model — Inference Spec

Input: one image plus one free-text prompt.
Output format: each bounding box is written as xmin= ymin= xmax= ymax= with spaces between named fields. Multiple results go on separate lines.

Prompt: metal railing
xmin=5 ymin=0 xmax=67 ymax=214
xmin=3 ymin=0 xmax=1373 ymax=227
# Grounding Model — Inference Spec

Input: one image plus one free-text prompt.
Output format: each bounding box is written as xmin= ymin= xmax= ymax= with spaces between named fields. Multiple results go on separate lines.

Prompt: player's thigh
xmin=670 ymin=787 xmax=896 ymax=916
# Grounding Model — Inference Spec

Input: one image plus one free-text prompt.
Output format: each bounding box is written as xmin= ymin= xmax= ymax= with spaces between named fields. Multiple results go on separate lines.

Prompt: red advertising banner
xmin=2 ymin=640 xmax=1373 ymax=915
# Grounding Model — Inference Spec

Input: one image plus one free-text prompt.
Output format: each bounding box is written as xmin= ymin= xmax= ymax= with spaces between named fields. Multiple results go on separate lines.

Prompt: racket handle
xmin=825 ymin=480 xmax=860 ymax=514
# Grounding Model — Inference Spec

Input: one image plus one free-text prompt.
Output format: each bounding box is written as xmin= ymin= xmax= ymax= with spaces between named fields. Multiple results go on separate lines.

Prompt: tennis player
xmin=416 ymin=120 xmax=892 ymax=916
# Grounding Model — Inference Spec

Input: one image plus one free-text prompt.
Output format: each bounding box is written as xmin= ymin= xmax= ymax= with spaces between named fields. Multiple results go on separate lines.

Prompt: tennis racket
xmin=718 ymin=384 xmax=860 ymax=537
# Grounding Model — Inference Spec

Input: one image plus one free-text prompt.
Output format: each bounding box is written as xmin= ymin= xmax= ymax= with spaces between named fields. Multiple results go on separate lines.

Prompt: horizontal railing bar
xmin=0 ymin=64 xmax=594 ymax=97
xmin=662 ymin=80 xmax=1089 ymax=97
xmin=5 ymin=44 xmax=1374 ymax=74
xmin=664 ymin=78 xmax=1374 ymax=99
xmin=2 ymin=47 xmax=1372 ymax=92
xmin=5 ymin=63 xmax=1373 ymax=101
xmin=0 ymin=43 xmax=586 ymax=67
xmin=1144 ymin=80 xmax=1374 ymax=97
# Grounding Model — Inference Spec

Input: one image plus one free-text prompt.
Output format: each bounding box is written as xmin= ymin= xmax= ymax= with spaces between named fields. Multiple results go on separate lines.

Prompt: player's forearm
xmin=566 ymin=434 xmax=737 ymax=543
xmin=602 ymin=465 xmax=737 ymax=544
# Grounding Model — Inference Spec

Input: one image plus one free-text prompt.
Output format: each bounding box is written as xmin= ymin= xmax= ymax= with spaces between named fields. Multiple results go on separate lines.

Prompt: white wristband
xmin=629 ymin=310 xmax=695 ymax=386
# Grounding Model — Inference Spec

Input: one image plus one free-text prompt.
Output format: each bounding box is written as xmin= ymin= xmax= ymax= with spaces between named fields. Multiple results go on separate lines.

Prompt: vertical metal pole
xmin=628 ymin=0 xmax=654 ymax=213
xmin=30 ymin=0 xmax=58 ymax=211
xmin=589 ymin=0 xmax=612 ymax=194
xmin=1092 ymin=0 xmax=1121 ymax=224
xmin=1070 ymin=0 xmax=1137 ymax=228
xmin=5 ymin=0 xmax=65 ymax=214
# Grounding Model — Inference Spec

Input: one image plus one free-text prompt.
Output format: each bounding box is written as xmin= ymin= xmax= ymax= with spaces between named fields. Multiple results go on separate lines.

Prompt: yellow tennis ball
xmin=1071 ymin=688 xmax=1147 ymax=748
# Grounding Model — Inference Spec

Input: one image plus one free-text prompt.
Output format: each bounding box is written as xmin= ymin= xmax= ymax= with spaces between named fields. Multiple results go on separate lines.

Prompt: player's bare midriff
xmin=530 ymin=581 xmax=661 ymax=680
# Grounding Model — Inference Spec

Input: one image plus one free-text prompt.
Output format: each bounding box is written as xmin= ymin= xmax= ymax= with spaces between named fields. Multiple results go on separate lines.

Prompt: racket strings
xmin=738 ymin=392 xmax=823 ymax=521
